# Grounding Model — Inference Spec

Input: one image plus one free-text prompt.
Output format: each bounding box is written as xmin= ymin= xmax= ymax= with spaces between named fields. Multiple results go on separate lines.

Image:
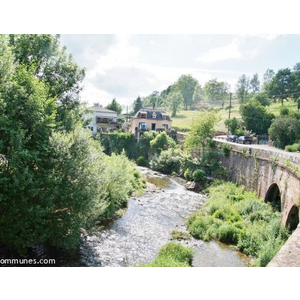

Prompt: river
xmin=77 ymin=167 xmax=250 ymax=267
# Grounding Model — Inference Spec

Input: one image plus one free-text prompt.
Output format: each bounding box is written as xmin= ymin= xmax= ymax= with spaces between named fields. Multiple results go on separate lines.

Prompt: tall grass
xmin=187 ymin=182 xmax=290 ymax=267
xmin=142 ymin=242 xmax=193 ymax=267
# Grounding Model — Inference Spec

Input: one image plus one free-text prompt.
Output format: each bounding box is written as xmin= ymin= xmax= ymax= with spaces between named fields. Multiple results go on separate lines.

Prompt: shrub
xmin=142 ymin=242 xmax=193 ymax=267
xmin=193 ymin=169 xmax=206 ymax=183
xmin=151 ymin=148 xmax=182 ymax=175
xmin=187 ymin=182 xmax=290 ymax=266
xmin=136 ymin=156 xmax=149 ymax=167
xmin=171 ymin=230 xmax=191 ymax=240
xmin=285 ymin=143 xmax=299 ymax=152
xmin=184 ymin=168 xmax=192 ymax=180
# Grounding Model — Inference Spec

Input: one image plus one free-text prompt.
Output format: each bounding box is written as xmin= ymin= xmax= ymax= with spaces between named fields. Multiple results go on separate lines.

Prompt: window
xmin=162 ymin=124 xmax=169 ymax=130
xmin=139 ymin=122 xmax=146 ymax=130
xmin=151 ymin=123 xmax=156 ymax=130
xmin=152 ymin=112 xmax=157 ymax=119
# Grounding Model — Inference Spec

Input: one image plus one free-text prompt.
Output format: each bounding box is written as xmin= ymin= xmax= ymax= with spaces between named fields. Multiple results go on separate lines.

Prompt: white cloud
xmin=196 ymin=39 xmax=241 ymax=63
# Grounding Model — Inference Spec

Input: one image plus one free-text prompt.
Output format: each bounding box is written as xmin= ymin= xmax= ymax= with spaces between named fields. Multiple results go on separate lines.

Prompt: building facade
xmin=85 ymin=103 xmax=119 ymax=135
xmin=129 ymin=109 xmax=172 ymax=137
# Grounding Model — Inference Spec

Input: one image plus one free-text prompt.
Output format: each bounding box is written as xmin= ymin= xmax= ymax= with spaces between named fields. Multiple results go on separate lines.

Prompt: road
xmin=214 ymin=136 xmax=300 ymax=159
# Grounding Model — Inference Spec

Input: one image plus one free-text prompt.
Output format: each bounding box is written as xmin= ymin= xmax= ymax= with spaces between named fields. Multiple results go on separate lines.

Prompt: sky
xmin=59 ymin=34 xmax=300 ymax=110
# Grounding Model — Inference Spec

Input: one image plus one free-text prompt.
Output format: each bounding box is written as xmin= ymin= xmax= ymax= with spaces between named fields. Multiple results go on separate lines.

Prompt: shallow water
xmin=78 ymin=167 xmax=250 ymax=267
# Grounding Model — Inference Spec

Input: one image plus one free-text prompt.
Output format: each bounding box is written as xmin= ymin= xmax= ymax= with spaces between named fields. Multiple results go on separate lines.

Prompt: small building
xmin=85 ymin=103 xmax=120 ymax=135
xmin=129 ymin=108 xmax=172 ymax=137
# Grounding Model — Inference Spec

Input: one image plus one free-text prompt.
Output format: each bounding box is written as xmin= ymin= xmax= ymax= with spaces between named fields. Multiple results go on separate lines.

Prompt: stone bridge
xmin=215 ymin=138 xmax=300 ymax=266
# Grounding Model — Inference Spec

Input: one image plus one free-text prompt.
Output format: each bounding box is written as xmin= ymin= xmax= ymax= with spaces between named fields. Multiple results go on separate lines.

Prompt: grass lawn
xmin=170 ymin=100 xmax=298 ymax=133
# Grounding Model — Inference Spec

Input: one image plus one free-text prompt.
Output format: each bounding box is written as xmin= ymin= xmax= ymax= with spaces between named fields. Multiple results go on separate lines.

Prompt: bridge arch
xmin=285 ymin=205 xmax=299 ymax=231
xmin=265 ymin=183 xmax=281 ymax=211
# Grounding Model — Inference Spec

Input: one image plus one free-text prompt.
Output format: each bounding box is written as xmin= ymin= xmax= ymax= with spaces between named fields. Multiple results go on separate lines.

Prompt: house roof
xmin=134 ymin=109 xmax=171 ymax=121
xmin=88 ymin=106 xmax=118 ymax=114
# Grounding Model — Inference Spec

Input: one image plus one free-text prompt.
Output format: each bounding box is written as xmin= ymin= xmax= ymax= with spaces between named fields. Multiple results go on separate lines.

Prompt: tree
xmin=250 ymin=92 xmax=270 ymax=106
xmin=166 ymin=91 xmax=184 ymax=117
xmin=240 ymin=100 xmax=275 ymax=134
xmin=8 ymin=34 xmax=85 ymax=132
xmin=269 ymin=115 xmax=300 ymax=149
xmin=106 ymin=98 xmax=122 ymax=114
xmin=184 ymin=111 xmax=220 ymax=159
xmin=204 ymin=79 xmax=229 ymax=106
xmin=133 ymin=96 xmax=143 ymax=114
xmin=225 ymin=117 xmax=241 ymax=135
xmin=267 ymin=68 xmax=293 ymax=105
xmin=236 ymin=74 xmax=250 ymax=103
xmin=175 ymin=75 xmax=198 ymax=110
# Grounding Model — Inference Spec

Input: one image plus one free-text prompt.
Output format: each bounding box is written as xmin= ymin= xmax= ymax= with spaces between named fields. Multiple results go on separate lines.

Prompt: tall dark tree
xmin=240 ymin=100 xmax=275 ymax=134
xmin=133 ymin=96 xmax=143 ymax=114
xmin=267 ymin=68 xmax=293 ymax=105
xmin=106 ymin=98 xmax=122 ymax=114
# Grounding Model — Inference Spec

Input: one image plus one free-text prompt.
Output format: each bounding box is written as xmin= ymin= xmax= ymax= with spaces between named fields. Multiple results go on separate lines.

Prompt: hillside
xmin=170 ymin=100 xmax=298 ymax=133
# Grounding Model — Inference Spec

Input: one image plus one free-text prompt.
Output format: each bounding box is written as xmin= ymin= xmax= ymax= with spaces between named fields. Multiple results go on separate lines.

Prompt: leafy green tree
xmin=106 ymin=98 xmax=122 ymax=114
xmin=240 ymin=100 xmax=274 ymax=134
xmin=267 ymin=68 xmax=293 ymax=105
xmin=8 ymin=34 xmax=85 ymax=131
xmin=250 ymin=92 xmax=270 ymax=106
xmin=167 ymin=91 xmax=183 ymax=117
xmin=204 ymin=79 xmax=229 ymax=106
xmin=269 ymin=115 xmax=300 ymax=149
xmin=175 ymin=74 xmax=198 ymax=110
xmin=150 ymin=131 xmax=176 ymax=154
xmin=225 ymin=117 xmax=241 ymax=135
xmin=133 ymin=96 xmax=143 ymax=114
xmin=184 ymin=111 xmax=220 ymax=159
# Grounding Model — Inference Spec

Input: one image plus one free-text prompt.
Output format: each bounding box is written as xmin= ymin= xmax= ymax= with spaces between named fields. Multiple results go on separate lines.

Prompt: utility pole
xmin=228 ymin=93 xmax=232 ymax=119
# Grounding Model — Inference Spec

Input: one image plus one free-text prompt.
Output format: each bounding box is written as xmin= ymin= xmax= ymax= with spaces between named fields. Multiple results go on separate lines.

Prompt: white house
xmin=85 ymin=103 xmax=119 ymax=135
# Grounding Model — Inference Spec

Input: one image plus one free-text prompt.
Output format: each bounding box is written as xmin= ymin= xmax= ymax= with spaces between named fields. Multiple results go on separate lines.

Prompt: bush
xmin=187 ymin=182 xmax=290 ymax=266
xmin=151 ymin=148 xmax=182 ymax=175
xmin=184 ymin=168 xmax=192 ymax=180
xmin=142 ymin=242 xmax=193 ymax=267
xmin=285 ymin=143 xmax=299 ymax=152
xmin=193 ymin=169 xmax=206 ymax=183
xmin=136 ymin=156 xmax=149 ymax=167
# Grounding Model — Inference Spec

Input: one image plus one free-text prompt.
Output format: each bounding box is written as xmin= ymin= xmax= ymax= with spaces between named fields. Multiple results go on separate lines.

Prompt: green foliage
xmin=8 ymin=34 xmax=85 ymax=132
xmin=136 ymin=156 xmax=149 ymax=167
xmin=192 ymin=169 xmax=206 ymax=183
xmin=151 ymin=148 xmax=182 ymax=175
xmin=224 ymin=117 xmax=241 ymax=135
xmin=175 ymin=74 xmax=198 ymax=110
xmin=250 ymin=92 xmax=270 ymax=106
xmin=150 ymin=131 xmax=176 ymax=154
xmin=0 ymin=35 xmax=145 ymax=255
xmin=184 ymin=111 xmax=220 ymax=158
xmin=142 ymin=242 xmax=193 ymax=267
xmin=269 ymin=116 xmax=300 ymax=149
xmin=133 ymin=96 xmax=143 ymax=114
xmin=184 ymin=168 xmax=192 ymax=180
xmin=106 ymin=98 xmax=122 ymax=114
xmin=187 ymin=182 xmax=290 ymax=266
xmin=171 ymin=230 xmax=191 ymax=240
xmin=240 ymin=100 xmax=274 ymax=134
xmin=221 ymin=144 xmax=232 ymax=158
xmin=285 ymin=143 xmax=300 ymax=152
xmin=203 ymin=78 xmax=229 ymax=106
xmin=166 ymin=91 xmax=183 ymax=117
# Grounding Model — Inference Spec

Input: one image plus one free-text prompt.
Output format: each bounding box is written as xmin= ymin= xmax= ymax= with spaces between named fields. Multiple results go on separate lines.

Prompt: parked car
xmin=237 ymin=136 xmax=252 ymax=144
xmin=227 ymin=135 xmax=238 ymax=142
